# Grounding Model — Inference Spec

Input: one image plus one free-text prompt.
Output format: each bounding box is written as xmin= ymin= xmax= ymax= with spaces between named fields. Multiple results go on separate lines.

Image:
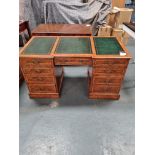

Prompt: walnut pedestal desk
xmin=19 ymin=36 xmax=131 ymax=99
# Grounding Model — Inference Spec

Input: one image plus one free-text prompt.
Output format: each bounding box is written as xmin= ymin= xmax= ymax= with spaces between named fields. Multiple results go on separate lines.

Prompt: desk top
xmin=32 ymin=24 xmax=92 ymax=36
xmin=23 ymin=37 xmax=56 ymax=55
xmin=94 ymin=38 xmax=123 ymax=55
xmin=20 ymin=36 xmax=131 ymax=59
xmin=56 ymin=37 xmax=92 ymax=54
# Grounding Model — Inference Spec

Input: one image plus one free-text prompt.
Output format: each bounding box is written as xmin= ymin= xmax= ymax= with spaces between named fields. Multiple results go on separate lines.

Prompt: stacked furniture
xmin=20 ymin=36 xmax=131 ymax=99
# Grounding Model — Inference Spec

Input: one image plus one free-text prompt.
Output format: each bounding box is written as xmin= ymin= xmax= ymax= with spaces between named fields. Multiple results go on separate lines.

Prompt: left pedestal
xmin=19 ymin=36 xmax=63 ymax=98
xmin=20 ymin=57 xmax=62 ymax=98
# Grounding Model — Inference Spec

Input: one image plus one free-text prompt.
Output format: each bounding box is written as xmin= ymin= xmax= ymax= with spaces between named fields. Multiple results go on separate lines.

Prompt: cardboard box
xmin=114 ymin=7 xmax=133 ymax=28
xmin=106 ymin=7 xmax=120 ymax=28
xmin=98 ymin=25 xmax=112 ymax=36
xmin=106 ymin=7 xmax=133 ymax=28
xmin=122 ymin=31 xmax=130 ymax=45
xmin=112 ymin=0 xmax=125 ymax=8
xmin=112 ymin=28 xmax=130 ymax=45
xmin=112 ymin=28 xmax=124 ymax=41
xmin=106 ymin=13 xmax=117 ymax=28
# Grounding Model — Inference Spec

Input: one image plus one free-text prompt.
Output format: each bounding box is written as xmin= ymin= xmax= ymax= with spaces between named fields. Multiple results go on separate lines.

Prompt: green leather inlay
xmin=94 ymin=37 xmax=123 ymax=55
xmin=23 ymin=37 xmax=56 ymax=55
xmin=55 ymin=38 xmax=91 ymax=54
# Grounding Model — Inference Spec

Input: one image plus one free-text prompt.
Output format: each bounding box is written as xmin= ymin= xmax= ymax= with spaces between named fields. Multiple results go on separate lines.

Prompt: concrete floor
xmin=19 ymin=39 xmax=135 ymax=155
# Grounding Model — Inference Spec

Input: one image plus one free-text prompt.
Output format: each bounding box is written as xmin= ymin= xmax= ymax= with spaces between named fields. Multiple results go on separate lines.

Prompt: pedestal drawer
xmin=94 ymin=64 xmax=126 ymax=70
xmin=23 ymin=68 xmax=54 ymax=75
xmin=93 ymin=58 xmax=128 ymax=66
xmin=93 ymin=67 xmax=125 ymax=75
xmin=26 ymin=76 xmax=55 ymax=84
xmin=20 ymin=58 xmax=53 ymax=68
xmin=93 ymin=84 xmax=120 ymax=93
xmin=28 ymin=84 xmax=57 ymax=93
xmin=93 ymin=76 xmax=122 ymax=85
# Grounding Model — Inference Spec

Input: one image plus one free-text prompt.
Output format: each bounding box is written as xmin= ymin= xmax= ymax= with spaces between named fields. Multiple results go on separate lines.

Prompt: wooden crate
xmin=98 ymin=25 xmax=112 ymax=36
xmin=112 ymin=28 xmax=124 ymax=41
xmin=106 ymin=13 xmax=116 ymax=28
xmin=115 ymin=7 xmax=133 ymax=28
xmin=122 ymin=31 xmax=130 ymax=45
xmin=112 ymin=28 xmax=130 ymax=45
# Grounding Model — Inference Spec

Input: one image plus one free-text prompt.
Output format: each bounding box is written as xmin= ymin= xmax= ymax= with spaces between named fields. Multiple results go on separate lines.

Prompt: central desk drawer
xmin=29 ymin=84 xmax=57 ymax=93
xmin=54 ymin=57 xmax=92 ymax=66
xmin=26 ymin=76 xmax=55 ymax=84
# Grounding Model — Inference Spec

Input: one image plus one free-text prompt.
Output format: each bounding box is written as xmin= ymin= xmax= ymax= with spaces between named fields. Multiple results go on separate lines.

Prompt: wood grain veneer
xmin=20 ymin=36 xmax=131 ymax=99
xmin=32 ymin=24 xmax=92 ymax=36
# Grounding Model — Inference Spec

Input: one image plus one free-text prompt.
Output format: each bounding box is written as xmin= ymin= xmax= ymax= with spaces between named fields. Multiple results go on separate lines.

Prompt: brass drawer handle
xmin=108 ymin=79 xmax=113 ymax=83
xmin=106 ymin=79 xmax=111 ymax=83
xmin=36 ymin=77 xmax=44 ymax=81
xmin=32 ymin=60 xmax=41 ymax=64
xmin=35 ymin=69 xmax=42 ymax=73
xmin=107 ymin=69 xmax=112 ymax=73
xmin=106 ymin=87 xmax=111 ymax=92
xmin=39 ymin=88 xmax=44 ymax=91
